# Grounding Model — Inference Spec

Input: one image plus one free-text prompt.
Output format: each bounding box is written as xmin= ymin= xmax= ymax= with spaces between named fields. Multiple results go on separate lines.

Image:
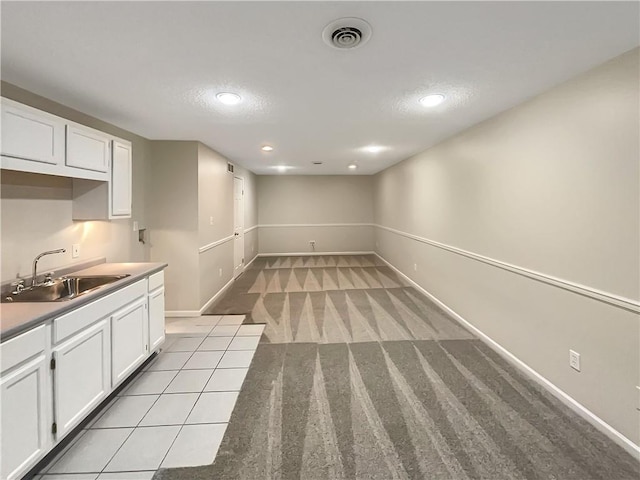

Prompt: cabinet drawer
xmin=148 ymin=271 xmax=164 ymax=292
xmin=53 ymin=280 xmax=146 ymax=344
xmin=1 ymin=325 xmax=47 ymax=375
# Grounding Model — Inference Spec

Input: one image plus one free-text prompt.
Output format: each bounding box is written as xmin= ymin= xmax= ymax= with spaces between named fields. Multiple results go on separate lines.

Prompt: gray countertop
xmin=0 ymin=262 xmax=167 ymax=343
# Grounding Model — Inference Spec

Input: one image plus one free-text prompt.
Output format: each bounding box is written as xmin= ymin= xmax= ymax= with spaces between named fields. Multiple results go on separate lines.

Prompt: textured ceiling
xmin=1 ymin=1 xmax=638 ymax=174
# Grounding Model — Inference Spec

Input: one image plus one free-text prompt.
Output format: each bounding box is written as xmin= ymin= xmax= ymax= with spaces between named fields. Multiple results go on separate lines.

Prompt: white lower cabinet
xmin=52 ymin=319 xmax=110 ymax=440
xmin=111 ymin=296 xmax=148 ymax=387
xmin=148 ymin=286 xmax=165 ymax=352
xmin=0 ymin=268 xmax=165 ymax=478
xmin=0 ymin=354 xmax=50 ymax=480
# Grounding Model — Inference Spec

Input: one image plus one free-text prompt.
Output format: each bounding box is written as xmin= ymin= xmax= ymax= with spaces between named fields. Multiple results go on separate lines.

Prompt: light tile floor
xmin=35 ymin=315 xmax=263 ymax=479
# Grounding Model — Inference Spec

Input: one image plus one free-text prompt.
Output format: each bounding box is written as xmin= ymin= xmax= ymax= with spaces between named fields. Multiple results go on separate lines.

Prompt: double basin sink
xmin=2 ymin=275 xmax=130 ymax=303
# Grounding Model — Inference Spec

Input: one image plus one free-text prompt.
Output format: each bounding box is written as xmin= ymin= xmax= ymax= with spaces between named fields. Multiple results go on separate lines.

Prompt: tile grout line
xmin=156 ymin=315 xmax=248 ymax=470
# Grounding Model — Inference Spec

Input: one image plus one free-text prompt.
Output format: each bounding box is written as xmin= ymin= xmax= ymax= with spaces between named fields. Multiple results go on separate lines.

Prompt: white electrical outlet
xmin=72 ymin=244 xmax=80 ymax=258
xmin=636 ymin=386 xmax=640 ymax=412
xmin=219 ymin=268 xmax=223 ymax=277
xmin=413 ymin=263 xmax=418 ymax=272
xmin=569 ymin=350 xmax=581 ymax=371
xmin=309 ymin=240 xmax=316 ymax=246
xmin=133 ymin=221 xmax=139 ymax=232
xmin=210 ymin=216 xmax=214 ymax=226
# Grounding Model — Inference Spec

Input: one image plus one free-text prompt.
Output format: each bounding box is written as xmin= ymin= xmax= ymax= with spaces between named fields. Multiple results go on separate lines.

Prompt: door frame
xmin=233 ymin=176 xmax=245 ymax=279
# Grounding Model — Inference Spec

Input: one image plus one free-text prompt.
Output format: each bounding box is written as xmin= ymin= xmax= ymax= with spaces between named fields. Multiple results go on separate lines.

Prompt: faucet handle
xmin=43 ymin=272 xmax=55 ymax=285
xmin=11 ymin=279 xmax=25 ymax=294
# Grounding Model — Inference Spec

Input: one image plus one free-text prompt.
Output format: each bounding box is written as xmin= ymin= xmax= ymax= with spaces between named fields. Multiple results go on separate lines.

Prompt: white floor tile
xmin=39 ymin=475 xmax=98 ymax=479
xmin=48 ymin=428 xmax=133 ymax=474
xmin=228 ymin=336 xmax=260 ymax=351
xmin=194 ymin=315 xmax=222 ymax=326
xmin=121 ymin=371 xmax=178 ymax=395
xmin=217 ymin=315 xmax=245 ymax=326
xmin=165 ymin=323 xmax=213 ymax=335
xmin=198 ymin=336 xmax=233 ymax=351
xmin=146 ymin=352 xmax=192 ymax=371
xmin=217 ymin=350 xmax=255 ymax=368
xmin=103 ymin=426 xmax=180 ymax=472
xmin=96 ymin=472 xmax=155 ymax=480
xmin=165 ymin=337 xmax=205 ymax=352
xmin=209 ymin=325 xmax=240 ymax=337
xmin=91 ymin=395 xmax=158 ymax=428
xmin=186 ymin=391 xmax=239 ymax=424
xmin=236 ymin=324 xmax=266 ymax=336
xmin=38 ymin=430 xmax=88 ymax=473
xmin=84 ymin=396 xmax=119 ymax=428
xmin=139 ymin=393 xmax=199 ymax=426
xmin=183 ymin=351 xmax=224 ymax=370
xmin=161 ymin=423 xmax=227 ymax=468
xmin=165 ymin=369 xmax=214 ymax=393
xmin=204 ymin=368 xmax=249 ymax=392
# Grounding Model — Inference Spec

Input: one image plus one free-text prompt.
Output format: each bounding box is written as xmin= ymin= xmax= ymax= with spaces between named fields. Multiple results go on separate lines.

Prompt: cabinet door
xmin=111 ymin=297 xmax=148 ymax=387
xmin=1 ymin=98 xmax=65 ymax=165
xmin=110 ymin=140 xmax=132 ymax=218
xmin=149 ymin=287 xmax=165 ymax=352
xmin=1 ymin=355 xmax=51 ymax=480
xmin=53 ymin=319 xmax=110 ymax=440
xmin=66 ymin=124 xmax=111 ymax=172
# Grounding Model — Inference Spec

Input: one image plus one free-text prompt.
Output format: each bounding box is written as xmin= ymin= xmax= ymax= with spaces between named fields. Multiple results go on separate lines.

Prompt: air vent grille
xmin=322 ymin=18 xmax=372 ymax=50
xmin=227 ymin=163 xmax=234 ymax=173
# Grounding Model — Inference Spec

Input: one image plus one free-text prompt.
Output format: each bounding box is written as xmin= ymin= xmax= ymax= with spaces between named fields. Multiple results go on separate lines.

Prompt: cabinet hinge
xmin=50 ymin=357 xmax=56 ymax=370
xmin=51 ymin=422 xmax=57 ymax=435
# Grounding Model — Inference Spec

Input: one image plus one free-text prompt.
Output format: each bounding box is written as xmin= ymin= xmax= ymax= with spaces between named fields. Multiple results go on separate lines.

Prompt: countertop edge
xmin=0 ymin=263 xmax=168 ymax=343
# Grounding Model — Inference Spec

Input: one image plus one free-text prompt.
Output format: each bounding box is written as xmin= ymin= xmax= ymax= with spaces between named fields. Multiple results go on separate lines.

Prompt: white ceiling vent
xmin=227 ymin=162 xmax=234 ymax=173
xmin=322 ymin=18 xmax=372 ymax=50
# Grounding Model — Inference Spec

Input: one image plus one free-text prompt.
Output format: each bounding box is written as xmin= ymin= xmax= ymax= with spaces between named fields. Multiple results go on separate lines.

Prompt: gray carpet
xmin=156 ymin=255 xmax=640 ymax=480
xmin=204 ymin=255 xmax=473 ymax=343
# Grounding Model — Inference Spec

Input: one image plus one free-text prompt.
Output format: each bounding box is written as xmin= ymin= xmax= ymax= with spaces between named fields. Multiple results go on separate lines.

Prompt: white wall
xmin=373 ymin=48 xmax=640 ymax=447
xmin=1 ymin=82 xmax=151 ymax=282
xmin=257 ymin=175 xmax=374 ymax=254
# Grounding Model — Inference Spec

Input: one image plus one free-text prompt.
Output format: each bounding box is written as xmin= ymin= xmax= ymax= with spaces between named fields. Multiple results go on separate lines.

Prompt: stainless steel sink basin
xmin=2 ymin=274 xmax=130 ymax=303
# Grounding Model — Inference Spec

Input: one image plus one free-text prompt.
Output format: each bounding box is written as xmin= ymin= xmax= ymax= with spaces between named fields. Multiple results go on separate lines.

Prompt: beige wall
xmin=1 ymin=82 xmax=151 ymax=282
xmin=197 ymin=146 xmax=258 ymax=307
xmin=147 ymin=141 xmax=258 ymax=311
xmin=257 ymin=175 xmax=374 ymax=254
xmin=148 ymin=141 xmax=200 ymax=311
xmin=373 ymin=49 xmax=640 ymax=445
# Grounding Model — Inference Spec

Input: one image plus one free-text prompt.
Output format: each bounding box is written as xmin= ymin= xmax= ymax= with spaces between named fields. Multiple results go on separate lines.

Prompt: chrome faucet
xmin=32 ymin=249 xmax=66 ymax=287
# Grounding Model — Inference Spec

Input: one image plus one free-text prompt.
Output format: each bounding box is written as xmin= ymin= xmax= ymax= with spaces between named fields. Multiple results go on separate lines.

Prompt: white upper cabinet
xmin=66 ymin=123 xmax=111 ymax=173
xmin=1 ymin=98 xmax=65 ymax=166
xmin=110 ymin=140 xmax=132 ymax=218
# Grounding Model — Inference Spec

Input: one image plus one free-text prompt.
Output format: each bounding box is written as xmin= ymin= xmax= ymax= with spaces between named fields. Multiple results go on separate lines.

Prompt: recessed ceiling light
xmin=363 ymin=145 xmax=385 ymax=154
xmin=261 ymin=145 xmax=274 ymax=152
xmin=419 ymin=94 xmax=445 ymax=107
xmin=216 ymin=92 xmax=242 ymax=105
xmin=348 ymin=164 xmax=358 ymax=170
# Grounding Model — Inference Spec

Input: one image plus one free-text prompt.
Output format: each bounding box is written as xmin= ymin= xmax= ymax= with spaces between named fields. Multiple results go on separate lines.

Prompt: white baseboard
xmin=375 ymin=253 xmax=640 ymax=458
xmin=258 ymin=251 xmax=375 ymax=257
xmin=198 ymin=277 xmax=235 ymax=314
xmin=165 ymin=276 xmax=235 ymax=318
xmin=244 ymin=254 xmax=259 ymax=271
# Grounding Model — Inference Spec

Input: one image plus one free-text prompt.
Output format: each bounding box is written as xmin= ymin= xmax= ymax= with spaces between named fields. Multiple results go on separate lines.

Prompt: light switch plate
xmin=72 ymin=244 xmax=80 ymax=258
xmin=569 ymin=350 xmax=581 ymax=372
